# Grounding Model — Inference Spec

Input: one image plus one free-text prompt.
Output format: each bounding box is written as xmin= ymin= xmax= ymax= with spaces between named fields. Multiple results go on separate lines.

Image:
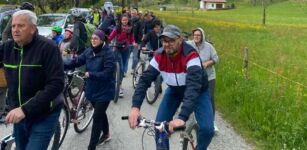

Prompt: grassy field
xmin=153 ymin=0 xmax=307 ymax=149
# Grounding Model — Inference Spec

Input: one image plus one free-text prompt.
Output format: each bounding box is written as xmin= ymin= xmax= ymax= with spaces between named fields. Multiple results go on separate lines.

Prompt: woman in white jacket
xmin=187 ymin=27 xmax=219 ymax=131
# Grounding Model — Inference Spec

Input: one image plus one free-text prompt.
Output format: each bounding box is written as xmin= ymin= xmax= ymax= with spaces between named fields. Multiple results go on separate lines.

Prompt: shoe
xmin=214 ymin=122 xmax=219 ymax=133
xmin=119 ymin=88 xmax=124 ymax=97
xmin=97 ymin=134 xmax=111 ymax=145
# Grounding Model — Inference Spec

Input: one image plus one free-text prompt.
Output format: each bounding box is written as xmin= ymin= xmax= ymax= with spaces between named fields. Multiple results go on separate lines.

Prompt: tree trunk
xmin=35 ymin=0 xmax=47 ymax=14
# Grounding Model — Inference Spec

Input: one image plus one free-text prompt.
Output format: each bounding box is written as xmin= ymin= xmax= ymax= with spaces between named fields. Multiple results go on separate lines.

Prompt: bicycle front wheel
xmin=49 ymin=104 xmax=70 ymax=150
xmin=132 ymin=62 xmax=145 ymax=89
xmin=145 ymin=76 xmax=161 ymax=104
xmin=73 ymin=91 xmax=94 ymax=133
xmin=181 ymin=122 xmax=198 ymax=150
xmin=113 ymin=61 xmax=121 ymax=103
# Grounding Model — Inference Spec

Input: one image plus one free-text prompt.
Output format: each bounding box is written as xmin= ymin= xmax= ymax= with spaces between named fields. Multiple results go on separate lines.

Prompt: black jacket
xmin=70 ymin=19 xmax=87 ymax=54
xmin=0 ymin=32 xmax=64 ymax=119
xmin=141 ymin=30 xmax=162 ymax=51
xmin=131 ymin=17 xmax=143 ymax=43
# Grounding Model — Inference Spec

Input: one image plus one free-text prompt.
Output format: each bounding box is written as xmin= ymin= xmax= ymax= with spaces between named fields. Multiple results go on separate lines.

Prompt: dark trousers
xmin=88 ymin=101 xmax=110 ymax=150
xmin=208 ymin=79 xmax=215 ymax=117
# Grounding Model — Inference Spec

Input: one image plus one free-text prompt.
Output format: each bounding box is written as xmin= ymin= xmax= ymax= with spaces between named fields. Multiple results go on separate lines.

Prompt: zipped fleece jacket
xmin=0 ymin=33 xmax=64 ymax=119
xmin=132 ymin=41 xmax=209 ymax=121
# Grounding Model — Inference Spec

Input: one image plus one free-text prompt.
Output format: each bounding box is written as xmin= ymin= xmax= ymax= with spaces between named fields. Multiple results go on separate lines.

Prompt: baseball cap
xmin=159 ymin=25 xmax=181 ymax=39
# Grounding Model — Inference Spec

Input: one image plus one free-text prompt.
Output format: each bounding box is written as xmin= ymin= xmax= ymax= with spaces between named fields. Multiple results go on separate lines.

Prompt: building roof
xmin=203 ymin=0 xmax=226 ymax=3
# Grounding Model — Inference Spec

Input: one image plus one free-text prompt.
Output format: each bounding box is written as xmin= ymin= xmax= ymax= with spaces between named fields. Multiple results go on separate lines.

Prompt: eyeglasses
xmin=91 ymin=37 xmax=100 ymax=41
xmin=161 ymin=37 xmax=179 ymax=45
xmin=193 ymin=34 xmax=201 ymax=37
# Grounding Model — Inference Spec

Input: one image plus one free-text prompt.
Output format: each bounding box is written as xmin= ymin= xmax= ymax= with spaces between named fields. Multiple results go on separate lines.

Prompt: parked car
xmin=0 ymin=9 xmax=18 ymax=41
xmin=37 ymin=13 xmax=74 ymax=37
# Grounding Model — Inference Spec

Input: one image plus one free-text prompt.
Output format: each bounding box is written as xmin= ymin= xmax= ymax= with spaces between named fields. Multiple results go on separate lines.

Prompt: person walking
xmin=187 ymin=27 xmax=219 ymax=132
xmin=108 ymin=14 xmax=137 ymax=97
xmin=0 ymin=10 xmax=64 ymax=150
xmin=64 ymin=29 xmax=115 ymax=150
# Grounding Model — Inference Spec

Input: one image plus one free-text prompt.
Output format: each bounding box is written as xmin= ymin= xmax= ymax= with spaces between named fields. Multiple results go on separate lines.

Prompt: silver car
xmin=37 ymin=13 xmax=74 ymax=37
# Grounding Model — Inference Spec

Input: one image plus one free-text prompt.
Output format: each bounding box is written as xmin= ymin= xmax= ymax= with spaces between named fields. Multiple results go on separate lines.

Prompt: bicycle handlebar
xmin=64 ymin=70 xmax=85 ymax=80
xmin=0 ymin=111 xmax=7 ymax=124
xmin=121 ymin=116 xmax=186 ymax=132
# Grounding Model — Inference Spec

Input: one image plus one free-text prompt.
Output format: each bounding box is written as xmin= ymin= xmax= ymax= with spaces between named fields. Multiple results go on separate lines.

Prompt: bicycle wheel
xmin=145 ymin=76 xmax=161 ymax=104
xmin=49 ymin=105 xmax=70 ymax=150
xmin=132 ymin=62 xmax=145 ymax=89
xmin=181 ymin=122 xmax=198 ymax=150
xmin=113 ymin=61 xmax=121 ymax=103
xmin=73 ymin=91 xmax=94 ymax=133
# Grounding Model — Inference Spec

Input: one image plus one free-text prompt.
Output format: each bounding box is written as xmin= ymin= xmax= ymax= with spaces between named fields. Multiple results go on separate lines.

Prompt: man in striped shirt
xmin=128 ymin=25 xmax=214 ymax=150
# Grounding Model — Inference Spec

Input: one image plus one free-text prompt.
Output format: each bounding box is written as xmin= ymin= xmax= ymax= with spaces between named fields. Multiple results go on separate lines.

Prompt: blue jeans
xmin=119 ymin=48 xmax=130 ymax=77
xmin=13 ymin=107 xmax=61 ymax=150
xmin=131 ymin=45 xmax=140 ymax=70
xmin=155 ymin=87 xmax=214 ymax=150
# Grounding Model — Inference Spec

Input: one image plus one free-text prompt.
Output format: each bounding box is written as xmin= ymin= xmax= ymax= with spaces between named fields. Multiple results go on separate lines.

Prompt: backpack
xmin=83 ymin=22 xmax=96 ymax=47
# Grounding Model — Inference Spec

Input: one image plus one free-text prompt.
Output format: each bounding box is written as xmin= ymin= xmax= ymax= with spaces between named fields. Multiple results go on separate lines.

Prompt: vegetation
xmin=154 ymin=0 xmax=306 ymax=149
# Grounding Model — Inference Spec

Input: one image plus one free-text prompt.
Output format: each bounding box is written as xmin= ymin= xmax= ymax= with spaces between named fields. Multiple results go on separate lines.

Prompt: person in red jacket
xmin=108 ymin=14 xmax=137 ymax=97
xmin=128 ymin=25 xmax=214 ymax=150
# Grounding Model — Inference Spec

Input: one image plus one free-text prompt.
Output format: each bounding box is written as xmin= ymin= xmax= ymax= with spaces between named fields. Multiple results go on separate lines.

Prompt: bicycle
xmin=122 ymin=115 xmax=187 ymax=150
xmin=62 ymin=70 xmax=94 ymax=134
xmin=132 ymin=49 xmax=162 ymax=104
xmin=110 ymin=44 xmax=125 ymax=103
xmin=0 ymin=110 xmax=62 ymax=150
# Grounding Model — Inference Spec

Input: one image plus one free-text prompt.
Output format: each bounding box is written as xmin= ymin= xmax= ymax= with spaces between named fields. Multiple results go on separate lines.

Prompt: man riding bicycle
xmin=128 ymin=25 xmax=214 ymax=150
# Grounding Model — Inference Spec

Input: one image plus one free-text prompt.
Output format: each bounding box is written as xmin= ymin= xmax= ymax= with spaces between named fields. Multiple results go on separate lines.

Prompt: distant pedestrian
xmin=187 ymin=27 xmax=219 ymax=132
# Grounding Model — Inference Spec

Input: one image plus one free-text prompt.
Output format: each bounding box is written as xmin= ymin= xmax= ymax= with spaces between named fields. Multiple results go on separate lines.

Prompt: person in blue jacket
xmin=51 ymin=25 xmax=64 ymax=45
xmin=64 ymin=29 xmax=115 ymax=150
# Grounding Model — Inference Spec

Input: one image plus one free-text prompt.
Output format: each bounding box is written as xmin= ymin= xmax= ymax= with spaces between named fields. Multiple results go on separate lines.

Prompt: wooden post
xmin=262 ymin=0 xmax=266 ymax=25
xmin=244 ymin=47 xmax=249 ymax=80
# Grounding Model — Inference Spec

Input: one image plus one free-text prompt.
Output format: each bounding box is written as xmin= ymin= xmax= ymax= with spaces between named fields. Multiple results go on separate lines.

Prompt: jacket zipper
xmin=172 ymin=61 xmax=179 ymax=86
xmin=18 ymin=48 xmax=23 ymax=106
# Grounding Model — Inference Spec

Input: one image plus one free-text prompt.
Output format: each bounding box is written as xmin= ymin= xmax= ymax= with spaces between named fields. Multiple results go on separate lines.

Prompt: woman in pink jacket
xmin=108 ymin=14 xmax=137 ymax=97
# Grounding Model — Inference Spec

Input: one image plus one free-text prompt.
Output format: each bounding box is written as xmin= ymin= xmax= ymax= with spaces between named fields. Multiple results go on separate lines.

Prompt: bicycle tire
xmin=145 ymin=76 xmax=161 ymax=104
xmin=73 ymin=91 xmax=94 ymax=133
xmin=132 ymin=62 xmax=145 ymax=89
xmin=113 ymin=62 xmax=121 ymax=103
xmin=49 ymin=104 xmax=70 ymax=150
xmin=181 ymin=122 xmax=198 ymax=150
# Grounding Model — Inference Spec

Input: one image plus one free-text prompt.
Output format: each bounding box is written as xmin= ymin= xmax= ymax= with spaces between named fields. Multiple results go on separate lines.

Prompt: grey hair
xmin=13 ymin=10 xmax=37 ymax=25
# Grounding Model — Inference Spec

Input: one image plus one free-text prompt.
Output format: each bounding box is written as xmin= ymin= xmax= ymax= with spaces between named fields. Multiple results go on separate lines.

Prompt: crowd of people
xmin=0 ymin=2 xmax=219 ymax=150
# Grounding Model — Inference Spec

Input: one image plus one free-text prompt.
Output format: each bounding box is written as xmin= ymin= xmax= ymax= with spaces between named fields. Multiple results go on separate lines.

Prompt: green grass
xmin=152 ymin=0 xmax=307 ymax=149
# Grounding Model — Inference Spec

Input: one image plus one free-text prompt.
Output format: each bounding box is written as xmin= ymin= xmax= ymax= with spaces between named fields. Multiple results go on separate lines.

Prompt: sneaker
xmin=97 ymin=134 xmax=111 ymax=145
xmin=214 ymin=122 xmax=219 ymax=133
xmin=119 ymin=88 xmax=124 ymax=97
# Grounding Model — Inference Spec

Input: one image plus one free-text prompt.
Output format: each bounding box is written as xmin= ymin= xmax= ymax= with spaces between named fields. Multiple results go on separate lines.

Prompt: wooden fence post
xmin=244 ymin=47 xmax=249 ymax=80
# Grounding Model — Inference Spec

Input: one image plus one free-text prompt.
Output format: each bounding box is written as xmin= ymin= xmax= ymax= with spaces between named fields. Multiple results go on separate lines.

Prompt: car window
xmin=0 ymin=15 xmax=11 ymax=35
xmin=37 ymin=15 xmax=66 ymax=27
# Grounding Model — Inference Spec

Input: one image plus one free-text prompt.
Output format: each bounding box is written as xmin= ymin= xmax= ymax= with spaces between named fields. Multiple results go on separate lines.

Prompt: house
xmin=200 ymin=0 xmax=227 ymax=10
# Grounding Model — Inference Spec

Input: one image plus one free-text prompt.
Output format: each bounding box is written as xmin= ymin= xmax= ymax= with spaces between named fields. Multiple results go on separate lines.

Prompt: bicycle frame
xmin=0 ymin=134 xmax=15 ymax=150
xmin=122 ymin=116 xmax=185 ymax=150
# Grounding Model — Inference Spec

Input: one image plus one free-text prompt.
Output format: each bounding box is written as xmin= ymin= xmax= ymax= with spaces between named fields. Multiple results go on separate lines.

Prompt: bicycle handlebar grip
xmin=173 ymin=125 xmax=186 ymax=131
xmin=121 ymin=116 xmax=129 ymax=120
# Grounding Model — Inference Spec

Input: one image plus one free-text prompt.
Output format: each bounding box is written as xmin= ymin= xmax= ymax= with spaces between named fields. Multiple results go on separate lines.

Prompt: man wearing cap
xmin=128 ymin=25 xmax=214 ymax=150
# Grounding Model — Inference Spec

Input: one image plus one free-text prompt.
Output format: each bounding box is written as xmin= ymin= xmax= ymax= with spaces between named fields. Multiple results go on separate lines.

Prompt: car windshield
xmin=37 ymin=15 xmax=65 ymax=27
